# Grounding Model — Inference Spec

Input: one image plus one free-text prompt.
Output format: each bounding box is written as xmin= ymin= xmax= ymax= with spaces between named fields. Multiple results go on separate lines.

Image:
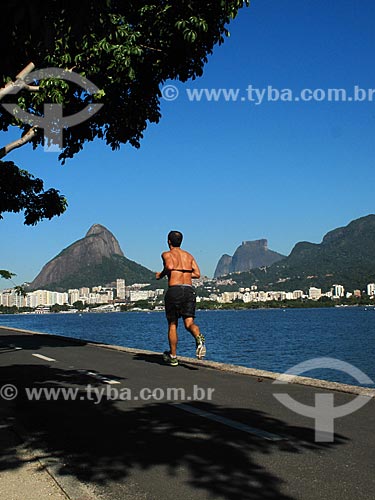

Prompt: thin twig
xmin=139 ymin=44 xmax=163 ymax=53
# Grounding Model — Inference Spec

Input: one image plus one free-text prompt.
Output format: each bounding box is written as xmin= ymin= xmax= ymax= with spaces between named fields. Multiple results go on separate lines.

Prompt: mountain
xmin=214 ymin=239 xmax=286 ymax=278
xmin=28 ymin=224 xmax=155 ymax=291
xmin=215 ymin=254 xmax=233 ymax=278
xmin=228 ymin=215 xmax=375 ymax=291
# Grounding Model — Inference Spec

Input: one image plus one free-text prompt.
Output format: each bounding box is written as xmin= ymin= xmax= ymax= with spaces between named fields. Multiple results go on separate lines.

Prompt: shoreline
xmin=1 ymin=324 xmax=375 ymax=398
xmin=1 ymin=303 xmax=375 ymax=316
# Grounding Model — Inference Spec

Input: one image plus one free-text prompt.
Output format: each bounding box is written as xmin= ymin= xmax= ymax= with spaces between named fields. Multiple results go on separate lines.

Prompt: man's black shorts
xmin=164 ymin=285 xmax=196 ymax=322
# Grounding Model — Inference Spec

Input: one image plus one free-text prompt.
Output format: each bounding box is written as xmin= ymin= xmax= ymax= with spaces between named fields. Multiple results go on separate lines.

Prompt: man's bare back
xmin=159 ymin=247 xmax=200 ymax=286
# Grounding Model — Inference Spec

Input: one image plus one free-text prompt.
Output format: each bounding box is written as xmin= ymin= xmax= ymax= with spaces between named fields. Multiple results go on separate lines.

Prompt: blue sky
xmin=1 ymin=0 xmax=375 ymax=285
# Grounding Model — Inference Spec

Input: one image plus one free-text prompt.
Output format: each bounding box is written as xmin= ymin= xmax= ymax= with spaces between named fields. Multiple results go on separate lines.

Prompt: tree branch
xmin=0 ymin=62 xmax=39 ymax=101
xmin=0 ymin=63 xmax=40 ymax=159
xmin=16 ymin=62 xmax=35 ymax=80
xmin=0 ymin=127 xmax=38 ymax=159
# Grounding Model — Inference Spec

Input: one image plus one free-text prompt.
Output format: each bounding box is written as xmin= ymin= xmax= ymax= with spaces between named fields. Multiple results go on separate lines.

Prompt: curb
xmin=1 ymin=325 xmax=375 ymax=398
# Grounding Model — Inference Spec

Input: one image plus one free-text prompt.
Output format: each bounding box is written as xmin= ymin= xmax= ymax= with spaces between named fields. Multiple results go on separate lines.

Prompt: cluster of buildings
xmin=197 ymin=283 xmax=375 ymax=304
xmin=0 ymin=278 xmax=164 ymax=309
xmin=1 ymin=277 xmax=375 ymax=311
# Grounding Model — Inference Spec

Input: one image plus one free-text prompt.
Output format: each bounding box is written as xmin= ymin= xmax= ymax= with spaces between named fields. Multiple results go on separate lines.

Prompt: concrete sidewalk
xmin=0 ymin=419 xmax=67 ymax=500
xmin=0 ymin=325 xmax=374 ymax=500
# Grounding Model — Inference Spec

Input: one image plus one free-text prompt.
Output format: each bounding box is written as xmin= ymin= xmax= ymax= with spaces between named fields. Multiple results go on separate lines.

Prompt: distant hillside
xmin=214 ymin=239 xmax=285 ymax=278
xmin=28 ymin=224 xmax=156 ymax=291
xmin=226 ymin=215 xmax=375 ymax=291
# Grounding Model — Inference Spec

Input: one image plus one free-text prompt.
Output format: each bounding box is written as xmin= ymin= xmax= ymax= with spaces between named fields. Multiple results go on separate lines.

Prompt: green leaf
xmin=0 ymin=270 xmax=16 ymax=280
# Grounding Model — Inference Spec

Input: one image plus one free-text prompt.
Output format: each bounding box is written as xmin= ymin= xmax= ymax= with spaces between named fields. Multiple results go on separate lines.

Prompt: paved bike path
xmin=0 ymin=326 xmax=374 ymax=499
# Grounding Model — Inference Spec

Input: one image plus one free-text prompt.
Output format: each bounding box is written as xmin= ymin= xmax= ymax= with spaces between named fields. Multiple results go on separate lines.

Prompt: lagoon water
xmin=1 ymin=307 xmax=375 ymax=387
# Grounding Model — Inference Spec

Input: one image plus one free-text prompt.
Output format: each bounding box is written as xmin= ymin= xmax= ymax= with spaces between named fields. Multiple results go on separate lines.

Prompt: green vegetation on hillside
xmin=220 ymin=215 xmax=375 ymax=291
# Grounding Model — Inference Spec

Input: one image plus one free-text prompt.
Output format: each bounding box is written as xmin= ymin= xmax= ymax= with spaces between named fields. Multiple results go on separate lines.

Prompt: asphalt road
xmin=0 ymin=327 xmax=374 ymax=500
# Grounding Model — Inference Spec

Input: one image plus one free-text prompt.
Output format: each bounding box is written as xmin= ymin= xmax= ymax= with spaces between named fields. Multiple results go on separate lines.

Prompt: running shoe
xmin=162 ymin=351 xmax=179 ymax=366
xmin=195 ymin=334 xmax=206 ymax=359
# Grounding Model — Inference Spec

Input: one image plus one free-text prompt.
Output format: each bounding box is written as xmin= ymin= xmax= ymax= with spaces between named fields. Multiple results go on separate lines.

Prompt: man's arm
xmin=156 ymin=252 xmax=173 ymax=280
xmin=191 ymin=257 xmax=201 ymax=279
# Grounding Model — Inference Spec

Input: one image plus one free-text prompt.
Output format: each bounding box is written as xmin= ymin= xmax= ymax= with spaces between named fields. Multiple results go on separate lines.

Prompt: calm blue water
xmin=1 ymin=307 xmax=375 ymax=387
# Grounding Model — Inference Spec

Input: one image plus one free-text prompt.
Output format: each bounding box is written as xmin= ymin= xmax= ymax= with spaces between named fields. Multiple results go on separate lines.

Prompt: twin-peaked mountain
xmin=214 ymin=239 xmax=285 ymax=278
xmin=28 ymin=224 xmax=155 ymax=291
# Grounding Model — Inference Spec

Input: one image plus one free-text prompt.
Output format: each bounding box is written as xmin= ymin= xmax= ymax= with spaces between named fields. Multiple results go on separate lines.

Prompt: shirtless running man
xmin=156 ymin=230 xmax=206 ymax=366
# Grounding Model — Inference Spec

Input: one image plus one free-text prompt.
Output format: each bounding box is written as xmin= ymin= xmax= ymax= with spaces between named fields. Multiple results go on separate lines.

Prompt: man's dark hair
xmin=168 ymin=230 xmax=183 ymax=247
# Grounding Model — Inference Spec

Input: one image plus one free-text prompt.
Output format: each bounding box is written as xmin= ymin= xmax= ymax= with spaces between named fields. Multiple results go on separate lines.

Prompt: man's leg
xmin=183 ymin=317 xmax=200 ymax=339
xmin=183 ymin=317 xmax=206 ymax=358
xmin=168 ymin=320 xmax=178 ymax=357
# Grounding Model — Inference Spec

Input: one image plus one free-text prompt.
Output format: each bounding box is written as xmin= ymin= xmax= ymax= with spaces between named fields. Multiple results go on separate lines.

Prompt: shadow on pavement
xmin=0 ymin=364 xmax=349 ymax=500
xmin=0 ymin=333 xmax=87 ymax=353
xmin=133 ymin=352 xmax=199 ymax=370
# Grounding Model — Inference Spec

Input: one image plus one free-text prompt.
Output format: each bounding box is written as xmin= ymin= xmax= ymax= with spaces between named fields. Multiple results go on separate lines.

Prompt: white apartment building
xmin=129 ymin=290 xmax=155 ymax=302
xmin=367 ymin=283 xmax=375 ymax=297
xmin=0 ymin=290 xmax=12 ymax=307
xmin=79 ymin=287 xmax=90 ymax=298
xmin=0 ymin=289 xmax=69 ymax=308
xmin=86 ymin=292 xmax=109 ymax=305
xmin=116 ymin=279 xmax=126 ymax=299
xmin=68 ymin=289 xmax=80 ymax=304
xmin=256 ymin=291 xmax=267 ymax=302
xmin=218 ymin=291 xmax=243 ymax=303
xmin=25 ymin=293 xmax=38 ymax=308
xmin=243 ymin=292 xmax=258 ymax=303
xmin=0 ymin=289 xmax=25 ymax=307
xmin=332 ymin=284 xmax=345 ymax=298
xmin=272 ymin=291 xmax=287 ymax=301
xmin=30 ymin=290 xmax=68 ymax=306
xmin=309 ymin=287 xmax=322 ymax=300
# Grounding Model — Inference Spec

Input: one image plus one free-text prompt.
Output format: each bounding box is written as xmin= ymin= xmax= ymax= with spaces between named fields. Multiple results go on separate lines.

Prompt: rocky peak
xmin=85 ymin=224 xmax=124 ymax=257
xmin=29 ymin=224 xmax=124 ymax=290
xmin=214 ymin=239 xmax=285 ymax=278
xmin=241 ymin=239 xmax=268 ymax=249
xmin=86 ymin=224 xmax=109 ymax=237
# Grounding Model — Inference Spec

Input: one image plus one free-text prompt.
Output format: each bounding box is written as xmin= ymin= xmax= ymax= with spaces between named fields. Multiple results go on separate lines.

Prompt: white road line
xmin=82 ymin=370 xmax=120 ymax=384
xmin=32 ymin=353 xmax=56 ymax=362
xmin=0 ymin=344 xmax=22 ymax=351
xmin=174 ymin=403 xmax=285 ymax=441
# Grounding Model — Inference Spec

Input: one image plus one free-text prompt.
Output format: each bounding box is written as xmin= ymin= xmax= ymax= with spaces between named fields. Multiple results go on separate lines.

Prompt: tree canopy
xmin=0 ymin=160 xmax=67 ymax=225
xmin=0 ymin=0 xmax=249 ymax=224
